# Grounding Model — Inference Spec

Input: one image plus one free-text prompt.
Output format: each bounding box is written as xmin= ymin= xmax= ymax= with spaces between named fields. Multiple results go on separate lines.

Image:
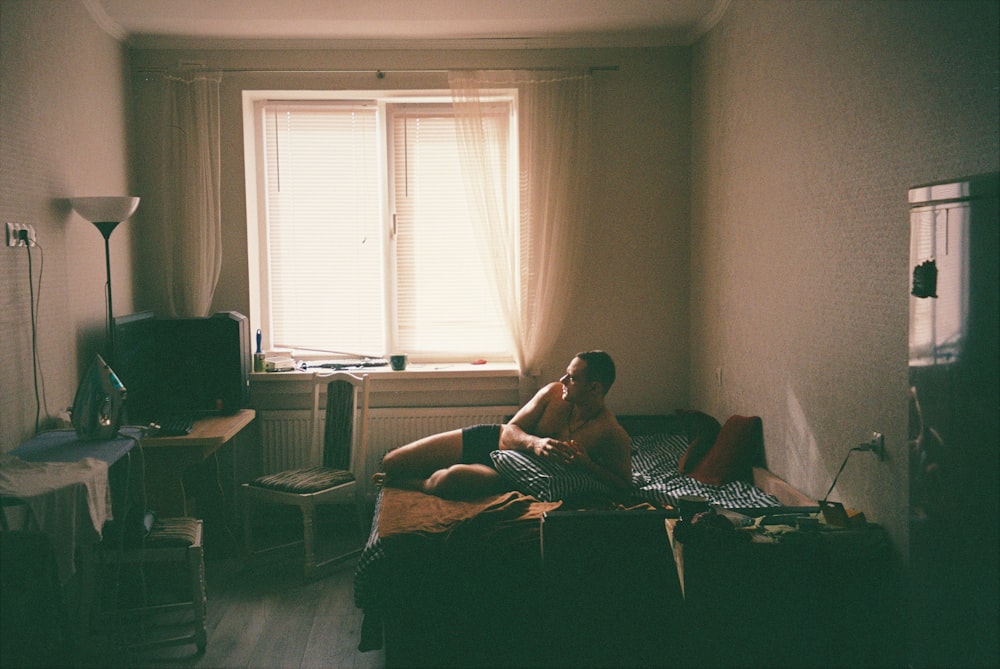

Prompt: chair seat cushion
xmin=250 ymin=466 xmax=355 ymax=494
xmin=145 ymin=517 xmax=201 ymax=547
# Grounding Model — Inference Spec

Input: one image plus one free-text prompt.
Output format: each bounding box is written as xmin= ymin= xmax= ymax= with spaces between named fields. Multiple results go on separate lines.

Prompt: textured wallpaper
xmin=0 ymin=0 xmax=133 ymax=451
xmin=690 ymin=0 xmax=999 ymax=552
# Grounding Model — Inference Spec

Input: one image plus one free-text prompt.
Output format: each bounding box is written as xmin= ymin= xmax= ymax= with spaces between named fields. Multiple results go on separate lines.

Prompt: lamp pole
xmin=94 ymin=220 xmax=121 ymax=359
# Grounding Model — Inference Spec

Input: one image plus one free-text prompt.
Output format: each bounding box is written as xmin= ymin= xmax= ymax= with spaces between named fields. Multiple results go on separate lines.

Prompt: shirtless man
xmin=379 ymin=351 xmax=632 ymax=499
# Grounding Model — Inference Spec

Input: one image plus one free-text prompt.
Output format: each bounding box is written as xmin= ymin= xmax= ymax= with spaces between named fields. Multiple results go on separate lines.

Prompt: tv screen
xmin=113 ymin=311 xmax=250 ymax=424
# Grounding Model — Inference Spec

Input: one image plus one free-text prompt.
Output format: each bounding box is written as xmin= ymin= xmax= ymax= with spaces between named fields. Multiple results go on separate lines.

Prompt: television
xmin=113 ymin=311 xmax=251 ymax=424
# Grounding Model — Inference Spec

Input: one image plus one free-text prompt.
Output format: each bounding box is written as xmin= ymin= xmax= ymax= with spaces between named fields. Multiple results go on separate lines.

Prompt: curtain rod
xmin=136 ymin=65 xmax=618 ymax=76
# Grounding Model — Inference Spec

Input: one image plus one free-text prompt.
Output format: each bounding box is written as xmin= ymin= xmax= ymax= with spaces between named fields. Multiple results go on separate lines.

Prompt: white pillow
xmin=490 ymin=449 xmax=615 ymax=502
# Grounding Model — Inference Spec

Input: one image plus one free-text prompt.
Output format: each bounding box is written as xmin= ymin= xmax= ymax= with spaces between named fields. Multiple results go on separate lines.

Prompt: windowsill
xmin=251 ymin=361 xmax=519 ymax=381
xmin=250 ymin=361 xmax=523 ymax=409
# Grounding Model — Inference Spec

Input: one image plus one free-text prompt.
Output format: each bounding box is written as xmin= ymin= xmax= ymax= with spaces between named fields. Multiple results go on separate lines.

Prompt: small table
xmin=139 ymin=409 xmax=256 ymax=517
xmin=139 ymin=410 xmax=256 ymax=557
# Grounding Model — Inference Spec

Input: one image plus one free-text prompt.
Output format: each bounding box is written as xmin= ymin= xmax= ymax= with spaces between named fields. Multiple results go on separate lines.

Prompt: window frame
xmin=242 ymin=89 xmax=518 ymax=362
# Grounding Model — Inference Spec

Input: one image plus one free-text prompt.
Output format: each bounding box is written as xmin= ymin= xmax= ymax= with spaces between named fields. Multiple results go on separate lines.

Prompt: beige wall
xmin=690 ymin=0 xmax=999 ymax=552
xmin=4 ymin=0 xmax=997 ymax=569
xmin=0 ymin=0 xmax=134 ymax=451
xmin=128 ymin=46 xmax=692 ymax=414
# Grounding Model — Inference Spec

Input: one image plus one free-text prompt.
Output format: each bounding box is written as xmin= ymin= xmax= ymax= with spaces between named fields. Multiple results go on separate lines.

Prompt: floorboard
xmin=79 ymin=510 xmax=384 ymax=669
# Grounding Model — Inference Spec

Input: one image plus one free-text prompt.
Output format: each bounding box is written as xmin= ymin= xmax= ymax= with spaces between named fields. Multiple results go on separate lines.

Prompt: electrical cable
xmin=97 ymin=429 xmax=151 ymax=656
xmin=821 ymin=446 xmax=866 ymax=503
xmin=212 ymin=450 xmax=240 ymax=550
xmin=135 ymin=437 xmax=155 ymax=648
xmin=24 ymin=240 xmax=50 ymax=433
xmin=26 ymin=241 xmax=40 ymax=431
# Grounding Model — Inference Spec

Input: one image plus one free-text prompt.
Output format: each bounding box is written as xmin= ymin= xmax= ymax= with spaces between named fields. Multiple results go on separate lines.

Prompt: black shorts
xmin=461 ymin=424 xmax=503 ymax=468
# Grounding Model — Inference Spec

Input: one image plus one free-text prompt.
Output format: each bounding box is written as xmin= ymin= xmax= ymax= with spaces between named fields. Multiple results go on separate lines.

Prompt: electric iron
xmin=71 ymin=354 xmax=127 ymax=440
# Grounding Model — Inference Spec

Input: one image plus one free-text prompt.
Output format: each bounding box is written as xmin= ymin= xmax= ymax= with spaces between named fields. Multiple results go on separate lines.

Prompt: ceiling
xmin=85 ymin=0 xmax=730 ymax=49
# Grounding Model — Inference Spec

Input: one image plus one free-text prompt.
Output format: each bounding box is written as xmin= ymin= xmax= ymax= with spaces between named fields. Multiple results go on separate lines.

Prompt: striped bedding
xmin=628 ymin=431 xmax=782 ymax=508
xmin=491 ymin=430 xmax=783 ymax=509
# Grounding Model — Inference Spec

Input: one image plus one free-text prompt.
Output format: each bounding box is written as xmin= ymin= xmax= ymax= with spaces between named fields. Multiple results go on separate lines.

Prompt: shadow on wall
xmin=781 ymin=384 xmax=824 ymax=499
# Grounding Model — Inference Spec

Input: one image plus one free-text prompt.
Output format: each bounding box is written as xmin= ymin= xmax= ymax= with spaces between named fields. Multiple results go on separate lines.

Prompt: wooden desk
xmin=140 ymin=409 xmax=255 ymax=518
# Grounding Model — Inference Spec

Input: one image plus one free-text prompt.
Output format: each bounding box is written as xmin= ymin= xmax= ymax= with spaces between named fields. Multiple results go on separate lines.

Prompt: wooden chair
xmin=95 ymin=517 xmax=207 ymax=654
xmin=242 ymin=371 xmax=371 ymax=579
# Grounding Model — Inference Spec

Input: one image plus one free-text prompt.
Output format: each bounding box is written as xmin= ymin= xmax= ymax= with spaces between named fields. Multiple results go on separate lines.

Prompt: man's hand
xmin=532 ymin=437 xmax=577 ymax=464
xmin=564 ymin=440 xmax=593 ymax=468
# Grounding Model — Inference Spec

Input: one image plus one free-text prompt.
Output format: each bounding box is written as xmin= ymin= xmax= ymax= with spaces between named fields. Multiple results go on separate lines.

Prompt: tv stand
xmin=138 ymin=410 xmax=255 ymax=555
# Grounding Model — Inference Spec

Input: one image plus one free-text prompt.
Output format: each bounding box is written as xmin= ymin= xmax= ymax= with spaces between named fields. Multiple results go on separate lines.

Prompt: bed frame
xmin=356 ymin=415 xmax=815 ymax=668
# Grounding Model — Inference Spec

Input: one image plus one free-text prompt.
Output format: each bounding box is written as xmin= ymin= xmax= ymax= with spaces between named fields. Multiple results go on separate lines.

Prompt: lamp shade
xmin=69 ymin=196 xmax=140 ymax=223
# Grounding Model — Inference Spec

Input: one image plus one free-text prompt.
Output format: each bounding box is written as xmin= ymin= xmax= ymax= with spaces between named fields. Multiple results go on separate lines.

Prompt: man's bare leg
xmin=379 ymin=429 xmax=468 ymax=493
xmin=381 ymin=429 xmax=464 ymax=480
xmin=378 ymin=428 xmax=505 ymax=498
xmin=423 ymin=464 xmax=506 ymax=499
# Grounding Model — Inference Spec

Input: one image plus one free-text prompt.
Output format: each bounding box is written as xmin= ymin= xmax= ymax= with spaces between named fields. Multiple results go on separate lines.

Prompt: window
xmin=245 ymin=92 xmax=515 ymax=362
xmin=908 ymin=202 xmax=969 ymax=366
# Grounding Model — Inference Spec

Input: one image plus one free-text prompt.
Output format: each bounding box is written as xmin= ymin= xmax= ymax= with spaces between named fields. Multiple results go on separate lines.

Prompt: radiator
xmin=259 ymin=410 xmax=314 ymax=473
xmin=258 ymin=405 xmax=519 ymax=498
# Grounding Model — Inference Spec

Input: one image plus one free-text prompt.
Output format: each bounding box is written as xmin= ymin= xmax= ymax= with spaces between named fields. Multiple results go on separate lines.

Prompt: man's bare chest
xmin=536 ymin=405 xmax=604 ymax=447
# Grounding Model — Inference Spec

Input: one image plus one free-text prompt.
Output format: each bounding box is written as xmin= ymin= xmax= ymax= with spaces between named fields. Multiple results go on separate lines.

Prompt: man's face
xmin=559 ymin=357 xmax=589 ymax=402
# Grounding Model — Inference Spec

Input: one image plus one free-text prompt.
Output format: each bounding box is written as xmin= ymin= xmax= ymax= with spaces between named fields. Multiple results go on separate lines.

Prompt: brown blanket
xmin=377 ymin=487 xmax=561 ymax=539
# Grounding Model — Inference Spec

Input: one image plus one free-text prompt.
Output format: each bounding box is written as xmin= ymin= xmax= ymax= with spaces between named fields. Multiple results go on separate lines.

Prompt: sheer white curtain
xmin=449 ymin=70 xmax=592 ymax=375
xmin=156 ymin=72 xmax=223 ymax=317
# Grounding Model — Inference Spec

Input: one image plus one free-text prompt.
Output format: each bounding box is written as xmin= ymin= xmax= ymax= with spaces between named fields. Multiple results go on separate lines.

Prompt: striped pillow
xmin=490 ymin=450 xmax=614 ymax=502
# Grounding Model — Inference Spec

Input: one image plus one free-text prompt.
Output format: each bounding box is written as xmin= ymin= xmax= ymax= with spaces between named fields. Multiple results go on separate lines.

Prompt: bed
xmin=353 ymin=413 xmax=815 ymax=668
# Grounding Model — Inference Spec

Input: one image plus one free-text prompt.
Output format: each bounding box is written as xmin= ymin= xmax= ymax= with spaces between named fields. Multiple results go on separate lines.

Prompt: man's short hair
xmin=575 ymin=350 xmax=616 ymax=394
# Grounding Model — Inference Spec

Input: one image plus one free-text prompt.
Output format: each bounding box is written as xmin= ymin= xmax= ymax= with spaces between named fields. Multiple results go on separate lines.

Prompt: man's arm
xmin=499 ymin=383 xmax=564 ymax=456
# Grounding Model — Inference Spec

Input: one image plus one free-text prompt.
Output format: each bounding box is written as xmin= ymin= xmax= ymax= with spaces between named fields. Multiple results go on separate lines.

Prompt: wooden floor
xmin=82 ymin=512 xmax=385 ymax=669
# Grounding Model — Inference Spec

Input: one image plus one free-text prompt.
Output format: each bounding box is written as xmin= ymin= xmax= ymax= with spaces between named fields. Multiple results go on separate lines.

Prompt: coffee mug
xmin=390 ymin=354 xmax=408 ymax=371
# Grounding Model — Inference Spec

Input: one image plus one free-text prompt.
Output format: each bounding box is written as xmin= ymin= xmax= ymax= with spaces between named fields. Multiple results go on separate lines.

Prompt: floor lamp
xmin=69 ymin=196 xmax=140 ymax=358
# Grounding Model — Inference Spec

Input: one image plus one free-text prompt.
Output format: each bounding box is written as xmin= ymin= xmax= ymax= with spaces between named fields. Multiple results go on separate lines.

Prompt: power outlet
xmin=6 ymin=222 xmax=37 ymax=247
xmin=868 ymin=432 xmax=885 ymax=461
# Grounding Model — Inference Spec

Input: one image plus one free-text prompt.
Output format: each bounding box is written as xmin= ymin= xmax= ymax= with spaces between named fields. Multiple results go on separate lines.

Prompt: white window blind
xmin=256 ymin=97 xmax=513 ymax=360
xmin=263 ymin=102 xmax=384 ymax=354
xmin=391 ymin=104 xmax=509 ymax=356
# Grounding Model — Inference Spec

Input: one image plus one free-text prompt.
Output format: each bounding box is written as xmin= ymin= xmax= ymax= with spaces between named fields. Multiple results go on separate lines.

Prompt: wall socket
xmin=6 ymin=222 xmax=37 ymax=247
xmin=867 ymin=432 xmax=885 ymax=461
